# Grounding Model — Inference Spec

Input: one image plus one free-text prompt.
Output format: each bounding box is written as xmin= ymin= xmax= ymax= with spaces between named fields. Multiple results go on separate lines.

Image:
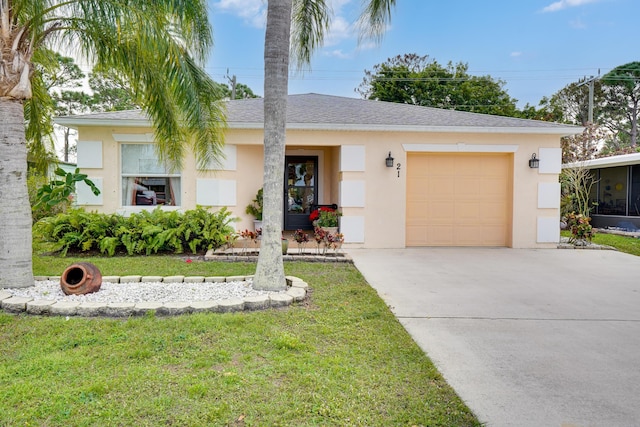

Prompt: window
xmin=597 ymin=166 xmax=627 ymax=216
xmin=121 ymin=144 xmax=181 ymax=207
xmin=631 ymin=166 xmax=640 ymax=216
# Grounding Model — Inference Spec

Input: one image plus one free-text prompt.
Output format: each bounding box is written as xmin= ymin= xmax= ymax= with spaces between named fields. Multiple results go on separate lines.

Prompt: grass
xmin=562 ymin=230 xmax=640 ymax=257
xmin=590 ymin=232 xmax=640 ymax=256
xmin=1 ymin=255 xmax=481 ymax=426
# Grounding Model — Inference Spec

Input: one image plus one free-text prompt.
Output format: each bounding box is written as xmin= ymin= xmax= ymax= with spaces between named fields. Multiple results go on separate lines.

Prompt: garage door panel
xmin=406 ymin=225 xmax=428 ymax=246
xmin=428 ymin=157 xmax=456 ymax=175
xmin=425 ymin=225 xmax=454 ymax=246
xmin=428 ymin=203 xmax=456 ymax=221
xmin=481 ymin=225 xmax=508 ymax=246
xmin=428 ymin=177 xmax=454 ymax=195
xmin=407 ymin=153 xmax=512 ymax=247
xmin=455 ymin=178 xmax=480 ymax=197
xmin=456 ymin=202 xmax=481 ymax=222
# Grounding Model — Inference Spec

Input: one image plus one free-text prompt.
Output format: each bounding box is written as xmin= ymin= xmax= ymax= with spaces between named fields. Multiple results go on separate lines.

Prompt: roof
xmin=55 ymin=93 xmax=582 ymax=135
xmin=564 ymin=152 xmax=640 ymax=169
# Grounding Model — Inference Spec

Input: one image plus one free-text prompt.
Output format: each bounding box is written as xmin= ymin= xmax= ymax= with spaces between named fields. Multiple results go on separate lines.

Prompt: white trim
xmin=402 ymin=143 xmax=519 ymax=153
xmin=538 ymin=182 xmax=561 ymax=209
xmin=112 ymin=133 xmax=154 ymax=142
xmin=116 ymin=206 xmax=181 ymax=217
xmin=537 ymin=216 xmax=560 ymax=243
xmin=76 ymin=178 xmax=103 ymax=205
xmin=340 ymin=145 xmax=366 ymax=172
xmin=201 ymin=144 xmax=237 ymax=171
xmin=340 ymin=181 xmax=366 ymax=207
xmin=54 ymin=118 xmax=150 ymax=129
xmin=539 ymin=148 xmax=562 ymax=174
xmin=196 ymin=179 xmax=237 ymax=206
xmin=77 ymin=140 xmax=103 ymax=168
xmin=341 ymin=216 xmax=365 ymax=243
xmin=564 ymin=152 xmax=640 ymax=169
xmin=55 ymin=117 xmax=581 ymax=136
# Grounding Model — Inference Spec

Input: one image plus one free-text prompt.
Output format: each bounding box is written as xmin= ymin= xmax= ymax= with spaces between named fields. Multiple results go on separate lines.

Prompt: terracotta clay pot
xmin=60 ymin=262 xmax=103 ymax=295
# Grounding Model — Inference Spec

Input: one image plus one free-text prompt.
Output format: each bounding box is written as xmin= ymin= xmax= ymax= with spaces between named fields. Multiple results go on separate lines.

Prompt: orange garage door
xmin=406 ymin=153 xmax=512 ymax=246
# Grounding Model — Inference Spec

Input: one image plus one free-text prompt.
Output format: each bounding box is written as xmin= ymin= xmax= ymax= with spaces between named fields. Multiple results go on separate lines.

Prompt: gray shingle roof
xmin=55 ymin=93 xmax=581 ymax=135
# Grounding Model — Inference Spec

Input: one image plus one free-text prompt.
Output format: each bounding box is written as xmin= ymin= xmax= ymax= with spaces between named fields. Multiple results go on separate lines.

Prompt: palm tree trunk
xmin=253 ymin=0 xmax=292 ymax=291
xmin=0 ymin=98 xmax=34 ymax=288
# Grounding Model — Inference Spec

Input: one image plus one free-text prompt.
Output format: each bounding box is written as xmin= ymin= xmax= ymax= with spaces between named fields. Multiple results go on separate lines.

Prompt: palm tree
xmin=0 ymin=0 xmax=225 ymax=288
xmin=253 ymin=0 xmax=396 ymax=290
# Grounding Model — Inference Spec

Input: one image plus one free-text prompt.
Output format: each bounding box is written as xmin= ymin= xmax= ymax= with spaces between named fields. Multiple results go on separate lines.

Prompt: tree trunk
xmin=630 ymin=99 xmax=638 ymax=148
xmin=0 ymin=98 xmax=34 ymax=288
xmin=253 ymin=0 xmax=292 ymax=291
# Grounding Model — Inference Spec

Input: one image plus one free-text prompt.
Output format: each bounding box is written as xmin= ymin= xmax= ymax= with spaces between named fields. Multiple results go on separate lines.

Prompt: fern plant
xmin=34 ymin=206 xmax=237 ymax=256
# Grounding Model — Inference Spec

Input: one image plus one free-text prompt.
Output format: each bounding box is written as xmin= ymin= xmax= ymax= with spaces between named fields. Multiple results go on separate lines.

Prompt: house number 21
xmin=396 ymin=163 xmax=401 ymax=178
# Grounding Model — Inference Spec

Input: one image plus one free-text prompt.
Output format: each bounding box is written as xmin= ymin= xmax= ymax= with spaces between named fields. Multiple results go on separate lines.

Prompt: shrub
xmin=34 ymin=207 xmax=236 ymax=256
xmin=566 ymin=212 xmax=594 ymax=243
xmin=28 ymin=173 xmax=70 ymax=223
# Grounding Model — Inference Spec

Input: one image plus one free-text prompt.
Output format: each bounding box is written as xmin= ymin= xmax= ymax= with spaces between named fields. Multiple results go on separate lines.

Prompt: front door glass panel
xmin=284 ymin=157 xmax=317 ymax=229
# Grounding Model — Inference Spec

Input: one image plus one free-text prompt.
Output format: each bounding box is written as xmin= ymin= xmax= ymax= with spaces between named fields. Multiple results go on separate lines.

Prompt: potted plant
xmin=316 ymin=208 xmax=341 ymax=233
xmin=245 ymin=187 xmax=263 ymax=231
xmin=309 ymin=206 xmax=341 ymax=232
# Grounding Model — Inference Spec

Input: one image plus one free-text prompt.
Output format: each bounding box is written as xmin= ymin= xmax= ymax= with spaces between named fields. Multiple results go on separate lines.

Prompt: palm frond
xmin=291 ymin=0 xmax=331 ymax=70
xmin=357 ymin=0 xmax=396 ymax=43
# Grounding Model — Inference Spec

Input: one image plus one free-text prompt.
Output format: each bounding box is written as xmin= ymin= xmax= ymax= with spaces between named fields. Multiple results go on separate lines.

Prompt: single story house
xmin=564 ymin=152 xmax=640 ymax=230
xmin=55 ymin=93 xmax=581 ymax=248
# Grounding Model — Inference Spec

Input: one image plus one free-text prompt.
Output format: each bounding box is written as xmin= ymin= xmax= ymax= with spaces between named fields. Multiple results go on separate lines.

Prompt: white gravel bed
xmin=6 ymin=279 xmax=277 ymax=304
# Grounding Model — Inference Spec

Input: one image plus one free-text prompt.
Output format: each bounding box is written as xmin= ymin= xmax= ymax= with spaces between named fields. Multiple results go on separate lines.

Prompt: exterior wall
xmin=75 ymin=125 xmax=563 ymax=249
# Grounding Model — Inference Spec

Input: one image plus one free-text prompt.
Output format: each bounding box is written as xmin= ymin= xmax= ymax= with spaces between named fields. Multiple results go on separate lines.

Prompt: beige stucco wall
xmin=75 ymin=125 xmax=563 ymax=249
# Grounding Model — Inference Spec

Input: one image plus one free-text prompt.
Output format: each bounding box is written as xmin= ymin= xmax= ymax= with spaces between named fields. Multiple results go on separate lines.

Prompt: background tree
xmin=600 ymin=62 xmax=640 ymax=150
xmin=356 ymin=53 xmax=518 ymax=116
xmin=253 ymin=0 xmax=396 ymax=291
xmin=214 ymin=81 xmax=260 ymax=100
xmin=88 ymin=68 xmax=138 ymax=112
xmin=561 ymin=123 xmax=606 ymax=164
xmin=52 ymin=90 xmax=90 ymax=161
xmin=516 ymin=96 xmax=564 ymax=122
xmin=0 ymin=0 xmax=225 ymax=288
xmin=43 ymin=55 xmax=92 ymax=162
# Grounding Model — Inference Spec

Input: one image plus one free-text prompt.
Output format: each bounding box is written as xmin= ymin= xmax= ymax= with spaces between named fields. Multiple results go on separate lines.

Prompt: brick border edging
xmin=204 ymin=248 xmax=353 ymax=263
xmin=0 ymin=275 xmax=307 ymax=318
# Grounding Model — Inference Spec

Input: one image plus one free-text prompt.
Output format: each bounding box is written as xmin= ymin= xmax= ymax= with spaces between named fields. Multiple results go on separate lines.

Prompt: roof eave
xmin=53 ymin=118 xmax=151 ymax=129
xmin=564 ymin=152 xmax=640 ymax=169
xmin=230 ymin=122 xmax=583 ymax=135
xmin=54 ymin=117 xmax=582 ymax=137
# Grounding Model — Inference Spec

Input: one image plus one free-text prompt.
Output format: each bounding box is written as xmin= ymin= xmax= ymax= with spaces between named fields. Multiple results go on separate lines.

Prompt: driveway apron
xmin=347 ymin=248 xmax=640 ymax=427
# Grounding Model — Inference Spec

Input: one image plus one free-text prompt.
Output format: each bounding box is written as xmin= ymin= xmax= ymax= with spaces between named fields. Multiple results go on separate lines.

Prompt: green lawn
xmin=0 ymin=256 xmax=481 ymax=426
xmin=562 ymin=230 xmax=640 ymax=257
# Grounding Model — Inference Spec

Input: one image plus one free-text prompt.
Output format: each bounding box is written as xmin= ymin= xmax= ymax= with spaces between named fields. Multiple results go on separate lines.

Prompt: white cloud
xmin=323 ymin=49 xmax=351 ymax=59
xmin=510 ymin=51 xmax=523 ymax=58
xmin=213 ymin=0 xmax=266 ymax=28
xmin=324 ymin=15 xmax=354 ymax=46
xmin=541 ymin=0 xmax=601 ymax=13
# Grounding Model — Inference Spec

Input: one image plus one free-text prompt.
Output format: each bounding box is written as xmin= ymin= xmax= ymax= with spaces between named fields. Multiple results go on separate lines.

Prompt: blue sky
xmin=206 ymin=0 xmax=636 ymax=109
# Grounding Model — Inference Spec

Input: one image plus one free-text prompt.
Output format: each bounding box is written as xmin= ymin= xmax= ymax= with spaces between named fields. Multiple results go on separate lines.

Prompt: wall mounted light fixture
xmin=386 ymin=152 xmax=394 ymax=167
xmin=529 ymin=153 xmax=539 ymax=169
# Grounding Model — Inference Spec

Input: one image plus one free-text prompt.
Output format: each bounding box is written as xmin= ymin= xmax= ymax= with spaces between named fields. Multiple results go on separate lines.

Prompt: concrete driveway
xmin=347 ymin=248 xmax=640 ymax=427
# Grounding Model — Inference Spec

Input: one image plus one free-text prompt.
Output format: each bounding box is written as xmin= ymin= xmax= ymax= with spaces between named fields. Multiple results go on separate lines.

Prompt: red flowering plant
xmin=239 ymin=229 xmax=260 ymax=253
xmin=293 ymin=229 xmax=309 ymax=254
xmin=313 ymin=227 xmax=344 ymax=255
xmin=309 ymin=206 xmax=334 ymax=222
xmin=310 ymin=207 xmax=341 ymax=227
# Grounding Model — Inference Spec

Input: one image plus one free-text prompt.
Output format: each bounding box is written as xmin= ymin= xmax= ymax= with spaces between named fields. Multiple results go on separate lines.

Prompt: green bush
xmin=28 ymin=174 xmax=70 ymax=223
xmin=34 ymin=207 xmax=236 ymax=256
